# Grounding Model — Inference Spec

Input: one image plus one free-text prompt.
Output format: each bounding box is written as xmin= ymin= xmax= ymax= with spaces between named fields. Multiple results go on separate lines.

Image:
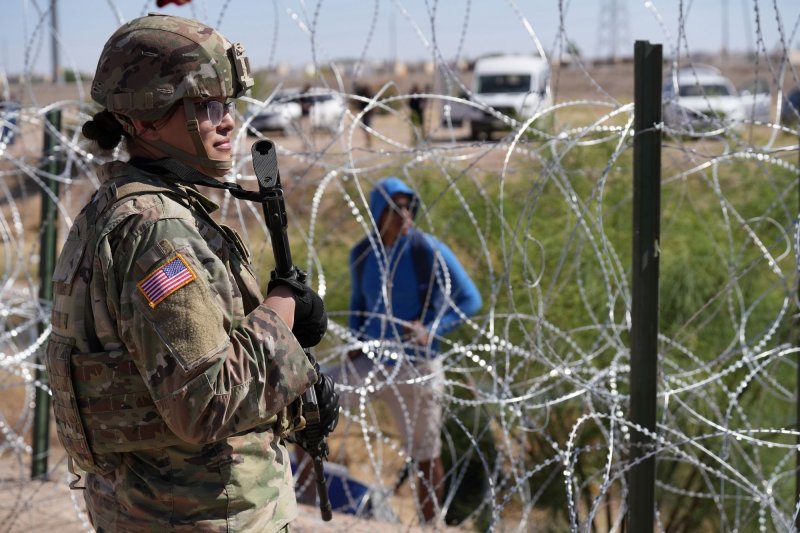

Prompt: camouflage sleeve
xmin=103 ymin=204 xmax=316 ymax=445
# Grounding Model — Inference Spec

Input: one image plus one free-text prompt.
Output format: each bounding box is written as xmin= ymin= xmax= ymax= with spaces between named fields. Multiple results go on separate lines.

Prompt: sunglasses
xmin=194 ymin=99 xmax=234 ymax=126
xmin=390 ymin=197 xmax=416 ymax=214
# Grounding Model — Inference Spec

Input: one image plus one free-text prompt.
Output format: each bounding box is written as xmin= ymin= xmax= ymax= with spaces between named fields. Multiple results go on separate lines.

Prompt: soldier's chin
xmin=193 ymin=160 xmax=231 ymax=179
xmin=207 ymin=166 xmax=231 ymax=179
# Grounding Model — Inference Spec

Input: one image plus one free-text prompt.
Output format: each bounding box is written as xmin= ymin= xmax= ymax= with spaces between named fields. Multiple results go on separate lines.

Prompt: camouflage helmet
xmin=91 ymin=12 xmax=254 ymax=121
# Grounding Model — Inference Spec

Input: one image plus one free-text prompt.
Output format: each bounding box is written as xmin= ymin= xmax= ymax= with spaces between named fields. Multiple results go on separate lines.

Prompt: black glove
xmin=312 ymin=366 xmax=340 ymax=436
xmin=292 ymin=361 xmax=340 ymax=454
xmin=268 ymin=269 xmax=327 ymax=347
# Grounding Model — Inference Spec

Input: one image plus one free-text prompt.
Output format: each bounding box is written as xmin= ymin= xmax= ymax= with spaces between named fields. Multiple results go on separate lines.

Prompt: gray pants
xmin=329 ymin=353 xmax=444 ymax=462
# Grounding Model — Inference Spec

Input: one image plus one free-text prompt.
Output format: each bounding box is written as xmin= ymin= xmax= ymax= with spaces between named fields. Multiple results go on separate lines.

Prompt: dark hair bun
xmin=82 ymin=110 xmax=125 ymax=150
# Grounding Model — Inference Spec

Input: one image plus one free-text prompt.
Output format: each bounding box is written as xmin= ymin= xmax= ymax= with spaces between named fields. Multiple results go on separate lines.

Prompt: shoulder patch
xmin=137 ymin=253 xmax=197 ymax=308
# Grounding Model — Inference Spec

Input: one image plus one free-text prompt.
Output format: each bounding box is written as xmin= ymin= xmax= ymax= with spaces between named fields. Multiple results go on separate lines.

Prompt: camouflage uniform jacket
xmin=46 ymin=160 xmax=316 ymax=532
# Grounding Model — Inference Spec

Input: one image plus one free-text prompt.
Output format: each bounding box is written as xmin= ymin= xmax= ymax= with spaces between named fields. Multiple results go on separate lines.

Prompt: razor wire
xmin=1 ymin=0 xmax=800 ymax=531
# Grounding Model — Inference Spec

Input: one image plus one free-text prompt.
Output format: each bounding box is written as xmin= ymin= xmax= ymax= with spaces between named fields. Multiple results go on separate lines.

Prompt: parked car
xmin=780 ymin=88 xmax=800 ymax=126
xmin=662 ymin=65 xmax=770 ymax=132
xmin=245 ymin=89 xmax=302 ymax=134
xmin=441 ymin=54 xmax=553 ymax=140
xmin=303 ymin=88 xmax=347 ymax=133
xmin=245 ymin=87 xmax=346 ymax=135
xmin=739 ymin=78 xmax=771 ymax=123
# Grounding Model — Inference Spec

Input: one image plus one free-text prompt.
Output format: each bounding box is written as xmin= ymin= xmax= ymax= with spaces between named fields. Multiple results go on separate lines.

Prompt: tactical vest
xmin=45 ymin=162 xmax=283 ymax=482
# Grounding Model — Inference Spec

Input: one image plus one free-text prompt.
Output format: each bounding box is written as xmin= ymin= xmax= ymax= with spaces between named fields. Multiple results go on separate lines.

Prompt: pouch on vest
xmin=44 ymin=335 xmax=121 ymax=482
xmin=48 ymin=224 xmax=120 ymax=482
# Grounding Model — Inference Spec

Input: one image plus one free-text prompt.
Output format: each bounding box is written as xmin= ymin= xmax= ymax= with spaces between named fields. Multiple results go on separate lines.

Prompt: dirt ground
xmin=0 ymin=471 xmax=456 ymax=533
xmin=0 ymin=440 xmax=469 ymax=532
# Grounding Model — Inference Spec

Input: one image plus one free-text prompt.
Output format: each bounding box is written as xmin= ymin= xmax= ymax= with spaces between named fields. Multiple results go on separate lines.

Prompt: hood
xmin=369 ymin=176 xmax=418 ymax=223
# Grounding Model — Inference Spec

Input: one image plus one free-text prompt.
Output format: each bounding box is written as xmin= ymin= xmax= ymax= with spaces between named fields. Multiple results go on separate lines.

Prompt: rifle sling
xmin=128 ymin=157 xmax=268 ymax=203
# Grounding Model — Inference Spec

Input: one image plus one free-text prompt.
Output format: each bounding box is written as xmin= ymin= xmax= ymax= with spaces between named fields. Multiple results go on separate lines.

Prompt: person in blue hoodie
xmin=344 ymin=176 xmax=482 ymax=523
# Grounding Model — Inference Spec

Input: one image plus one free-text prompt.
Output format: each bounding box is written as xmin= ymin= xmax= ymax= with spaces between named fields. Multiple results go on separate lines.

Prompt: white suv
xmin=245 ymin=88 xmax=346 ymax=135
xmin=245 ymin=89 xmax=302 ymax=134
xmin=303 ymin=88 xmax=347 ymax=133
xmin=663 ymin=65 xmax=770 ymax=132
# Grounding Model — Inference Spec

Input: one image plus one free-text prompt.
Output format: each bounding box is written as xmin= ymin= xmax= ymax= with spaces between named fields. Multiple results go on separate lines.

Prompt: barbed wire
xmin=2 ymin=0 xmax=800 ymax=531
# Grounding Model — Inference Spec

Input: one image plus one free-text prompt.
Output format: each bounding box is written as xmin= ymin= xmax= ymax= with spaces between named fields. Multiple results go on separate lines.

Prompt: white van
xmin=441 ymin=54 xmax=552 ymax=139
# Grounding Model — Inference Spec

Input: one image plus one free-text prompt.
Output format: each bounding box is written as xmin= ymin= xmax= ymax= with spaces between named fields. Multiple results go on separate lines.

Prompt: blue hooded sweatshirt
xmin=348 ymin=177 xmax=482 ymax=359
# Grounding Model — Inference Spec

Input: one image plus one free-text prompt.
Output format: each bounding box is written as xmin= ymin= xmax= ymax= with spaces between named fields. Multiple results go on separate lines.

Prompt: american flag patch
xmin=137 ymin=254 xmax=196 ymax=308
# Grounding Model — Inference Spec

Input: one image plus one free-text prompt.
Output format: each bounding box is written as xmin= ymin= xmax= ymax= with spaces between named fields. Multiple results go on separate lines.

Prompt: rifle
xmin=251 ymin=139 xmax=333 ymax=522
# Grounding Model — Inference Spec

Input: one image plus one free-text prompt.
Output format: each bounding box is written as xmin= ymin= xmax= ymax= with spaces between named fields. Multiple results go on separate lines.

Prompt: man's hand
xmin=268 ymin=270 xmax=327 ymax=347
xmin=403 ymin=320 xmax=430 ymax=346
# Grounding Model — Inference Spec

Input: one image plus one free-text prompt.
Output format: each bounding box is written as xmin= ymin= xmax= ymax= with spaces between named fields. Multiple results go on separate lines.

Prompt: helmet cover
xmin=90 ymin=12 xmax=254 ymax=121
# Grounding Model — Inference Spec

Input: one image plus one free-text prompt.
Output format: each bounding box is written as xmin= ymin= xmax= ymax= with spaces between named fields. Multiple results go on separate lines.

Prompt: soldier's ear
xmin=130 ymin=119 xmax=159 ymax=139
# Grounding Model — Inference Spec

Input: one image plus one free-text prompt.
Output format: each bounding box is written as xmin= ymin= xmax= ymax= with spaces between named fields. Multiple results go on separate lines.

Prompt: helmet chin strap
xmin=137 ymin=99 xmax=232 ymax=175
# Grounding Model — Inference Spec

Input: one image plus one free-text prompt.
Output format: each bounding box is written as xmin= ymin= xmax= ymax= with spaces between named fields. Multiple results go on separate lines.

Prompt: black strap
xmin=128 ymin=157 xmax=267 ymax=203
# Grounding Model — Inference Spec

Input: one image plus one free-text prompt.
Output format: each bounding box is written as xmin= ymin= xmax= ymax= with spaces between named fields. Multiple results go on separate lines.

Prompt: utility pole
xmin=596 ymin=0 xmax=631 ymax=63
xmin=740 ymin=0 xmax=754 ymax=56
xmin=721 ymin=0 xmax=729 ymax=61
xmin=389 ymin=11 xmax=397 ymax=71
xmin=50 ymin=0 xmax=62 ymax=85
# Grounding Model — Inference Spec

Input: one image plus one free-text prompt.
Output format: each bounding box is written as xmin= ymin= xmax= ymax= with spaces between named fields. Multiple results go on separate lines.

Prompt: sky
xmin=2 ymin=0 xmax=800 ymax=76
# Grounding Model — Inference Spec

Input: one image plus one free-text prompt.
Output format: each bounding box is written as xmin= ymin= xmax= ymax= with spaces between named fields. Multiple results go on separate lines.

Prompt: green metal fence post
xmin=795 ymin=133 xmax=800 ymax=531
xmin=628 ymin=40 xmax=662 ymax=533
xmin=31 ymin=109 xmax=62 ymax=480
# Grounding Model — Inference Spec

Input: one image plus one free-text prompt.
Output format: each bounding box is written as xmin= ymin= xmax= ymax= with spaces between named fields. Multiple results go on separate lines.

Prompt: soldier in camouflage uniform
xmin=44 ymin=13 xmax=338 ymax=532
